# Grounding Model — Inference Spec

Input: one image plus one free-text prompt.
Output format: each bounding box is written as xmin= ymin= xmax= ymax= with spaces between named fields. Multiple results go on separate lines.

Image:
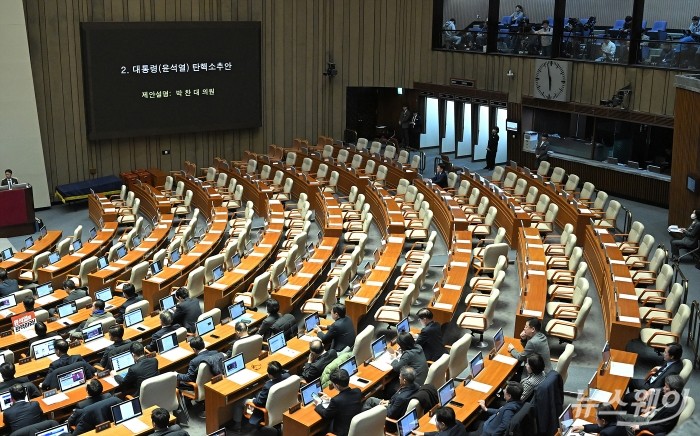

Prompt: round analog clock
xmin=534 ymin=60 xmax=571 ymax=101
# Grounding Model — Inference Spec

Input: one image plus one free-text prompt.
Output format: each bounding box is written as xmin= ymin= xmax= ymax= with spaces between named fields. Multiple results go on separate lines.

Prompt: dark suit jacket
xmin=583 ymin=423 xmax=627 ymax=436
xmin=302 ymin=349 xmax=337 ymax=382
xmin=0 ymin=377 xmax=41 ymax=398
xmin=387 ymin=383 xmax=419 ymax=419
xmin=416 ymin=321 xmax=445 ymax=362
xmin=64 ymin=288 xmax=89 ymax=303
xmin=177 ymin=349 xmax=221 ymax=383
xmin=48 ymin=354 xmax=90 ymax=374
xmin=431 ymin=171 xmax=448 ymax=188
xmin=250 ymin=372 xmax=291 ymax=425
xmin=72 ymin=395 xmax=123 ymax=435
xmin=0 ymin=279 xmax=19 ymax=297
xmin=257 ymin=313 xmax=280 ymax=340
xmin=638 ymin=395 xmax=685 ymax=434
xmin=424 ymin=422 xmax=467 ymax=436
xmin=482 ymin=400 xmax=523 ymax=436
xmin=99 ymin=339 xmax=132 ymax=369
xmin=639 ymin=360 xmax=683 ymax=390
xmin=0 ymin=178 xmax=18 ymax=186
xmin=115 ymin=357 xmax=159 ymax=394
xmin=4 ymin=400 xmax=44 ymax=433
xmin=391 ymin=345 xmax=429 ymax=386
xmin=318 ymin=317 xmax=356 ymax=352
xmin=152 ymin=425 xmax=189 ymax=435
xmin=172 ymin=298 xmax=202 ymax=333
xmin=66 ymin=393 xmax=113 ymax=427
xmin=315 ymin=387 xmax=362 ymax=436
xmin=43 ymin=360 xmax=96 ymax=390
xmin=146 ymin=324 xmax=181 ymax=352
xmin=117 ymin=295 xmax=144 ymax=322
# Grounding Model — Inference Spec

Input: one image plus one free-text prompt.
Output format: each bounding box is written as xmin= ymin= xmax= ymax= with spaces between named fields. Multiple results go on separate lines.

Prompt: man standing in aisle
xmin=399 ymin=105 xmax=412 ymax=148
xmin=485 ymin=126 xmax=499 ymax=170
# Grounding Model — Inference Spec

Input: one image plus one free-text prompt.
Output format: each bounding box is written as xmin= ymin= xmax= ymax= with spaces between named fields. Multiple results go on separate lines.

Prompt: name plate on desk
xmin=521 ymin=309 xmax=542 ymax=317
xmin=233 ymin=268 xmax=250 ymax=274
xmin=618 ymin=294 xmax=638 ymax=300
xmin=433 ymin=302 xmax=453 ymax=310
xmin=248 ymin=252 xmax=264 ymax=257
xmin=618 ymin=315 xmax=640 ymax=324
xmin=297 ymin=272 xmax=314 ymax=278
xmin=525 ymin=234 xmax=540 ymax=240
xmin=149 ymin=277 xmax=166 ymax=283
xmin=613 ymin=276 xmax=632 ymax=283
xmin=529 ymin=260 xmax=544 ymax=266
xmin=527 ymin=270 xmax=545 ymax=276
xmin=610 ymin=260 xmax=626 ymax=265
xmin=388 ymin=237 xmax=403 ymax=244
xmin=365 ymin=281 xmax=384 ymax=287
xmin=443 ymin=284 xmax=462 ymax=291
xmin=308 ymin=258 xmax=323 ymax=263
xmin=349 ymin=296 xmax=369 ymax=304
xmin=527 ymin=244 xmax=543 ymax=249
xmin=450 ymin=261 xmax=470 ymax=268
xmin=374 ymin=266 xmax=392 ymax=271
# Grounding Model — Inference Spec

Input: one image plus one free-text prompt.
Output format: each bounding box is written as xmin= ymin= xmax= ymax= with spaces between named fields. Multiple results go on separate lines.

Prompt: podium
xmin=0 ymin=185 xmax=35 ymax=237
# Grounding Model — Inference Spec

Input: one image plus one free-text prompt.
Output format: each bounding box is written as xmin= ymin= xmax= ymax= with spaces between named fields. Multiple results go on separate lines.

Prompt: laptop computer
xmin=82 ymin=323 xmax=104 ymax=343
xmin=35 ymin=423 xmax=70 ymax=436
xmin=58 ymin=367 xmax=86 ymax=391
xmin=111 ymin=397 xmax=143 ymax=425
xmin=602 ymin=341 xmax=611 ymax=367
xmin=111 ymin=350 xmax=136 ymax=377
xmin=493 ymin=327 xmax=505 ymax=353
xmin=48 ymin=252 xmax=61 ymax=265
xmin=228 ymin=301 xmax=251 ymax=324
xmin=230 ymin=253 xmax=241 ymax=269
xmin=0 ymin=294 xmax=17 ymax=310
xmin=304 ymin=312 xmax=320 ymax=332
xmin=132 ymin=235 xmax=141 ymax=248
xmin=36 ymin=281 xmax=54 ymax=298
xmin=559 ymin=404 xmax=575 ymax=435
xmin=300 ymin=378 xmax=323 ymax=407
xmin=156 ymin=332 xmax=179 ymax=354
xmin=95 ymin=287 xmax=113 ymax=305
xmin=397 ymin=408 xmax=419 ymax=436
xmin=150 ymin=260 xmax=163 ymax=276
xmin=469 ymin=351 xmax=485 ymax=379
xmin=196 ymin=316 xmax=216 ymax=337
xmin=396 ymin=317 xmax=410 ymax=335
xmin=169 ymin=249 xmax=181 ymax=264
xmin=40 ymin=226 xmax=47 ymax=238
xmin=1 ymin=248 xmax=13 ymax=261
xmin=116 ymin=245 xmax=128 ymax=259
xmin=124 ymin=310 xmax=145 ymax=329
xmin=371 ymin=336 xmax=389 ymax=360
xmin=211 ymin=265 xmax=225 ymax=283
xmin=89 ymin=227 xmax=97 ymax=241
xmin=57 ymin=301 xmax=78 ymax=319
xmin=159 ymin=295 xmax=176 ymax=312
xmin=72 ymin=240 xmax=83 ymax=252
xmin=438 ymin=379 xmax=456 ymax=407
xmin=222 ymin=352 xmax=259 ymax=385
xmin=24 ymin=237 xmax=34 ymax=249
xmin=339 ymin=355 xmax=358 ymax=377
xmin=0 ymin=391 xmax=13 ymax=411
xmin=32 ymin=337 xmax=56 ymax=359
xmin=268 ymin=332 xmax=286 ymax=354
xmin=96 ymin=255 xmax=109 ymax=270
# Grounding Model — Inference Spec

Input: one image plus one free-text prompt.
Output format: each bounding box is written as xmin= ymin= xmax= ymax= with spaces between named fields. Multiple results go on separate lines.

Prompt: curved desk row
xmin=515 ymin=227 xmax=547 ymax=335
xmin=0 ymin=230 xmax=62 ymax=280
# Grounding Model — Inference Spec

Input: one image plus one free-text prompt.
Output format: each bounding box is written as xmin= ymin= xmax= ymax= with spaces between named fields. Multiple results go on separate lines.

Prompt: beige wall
xmin=1 ymin=0 xmax=51 ymax=208
xmin=20 ymin=0 xmax=679 ymax=194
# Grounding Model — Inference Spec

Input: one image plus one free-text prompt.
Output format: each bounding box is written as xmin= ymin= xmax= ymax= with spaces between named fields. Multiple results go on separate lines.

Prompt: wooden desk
xmin=88 ymin=193 xmax=118 ymax=225
xmin=0 ymin=230 xmax=62 ymax=279
xmin=583 ymin=226 xmax=641 ymax=350
xmin=204 ymin=335 xmax=312 ymax=432
xmin=37 ymin=223 xmax=118 ymax=289
xmin=0 ymin=290 xmax=68 ymax=327
xmin=432 ymin=230 xmax=472 ymax=325
xmin=129 ymin=181 xmax=172 ymax=220
xmin=327 ymin=144 xmax=420 ymax=188
xmin=415 ymin=178 xmax=469 ymax=241
xmin=415 ymin=337 xmax=522 ymax=433
xmin=87 ymin=215 xmax=173 ymax=295
xmin=515 ymin=227 xmax=547 ymax=335
xmin=573 ymin=349 xmax=637 ymax=421
xmin=79 ymin=405 xmax=175 ymax=435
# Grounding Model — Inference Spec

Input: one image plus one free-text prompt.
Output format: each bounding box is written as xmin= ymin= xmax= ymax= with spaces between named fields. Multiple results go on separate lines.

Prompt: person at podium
xmin=1 ymin=169 xmax=18 ymax=187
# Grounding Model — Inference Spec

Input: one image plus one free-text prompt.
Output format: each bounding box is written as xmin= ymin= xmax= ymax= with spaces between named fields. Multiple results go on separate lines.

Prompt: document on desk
xmin=465 ymin=380 xmax=492 ymax=393
xmin=228 ymin=368 xmax=260 ymax=386
xmin=42 ymin=392 xmax=69 ymax=405
xmin=609 ymin=362 xmax=635 ymax=378
xmin=121 ymin=419 xmax=149 ymax=433
xmin=160 ymin=347 xmax=191 ymax=361
xmin=85 ymin=338 xmax=114 ymax=351
xmin=277 ymin=347 xmax=300 ymax=357
xmin=589 ymin=389 xmax=613 ymax=403
xmin=102 ymin=376 xmax=119 ymax=387
xmin=298 ymin=335 xmax=317 ymax=342
xmin=36 ymin=295 xmax=58 ymax=306
xmin=370 ymin=360 xmax=394 ymax=372
xmin=493 ymin=354 xmax=518 ymax=365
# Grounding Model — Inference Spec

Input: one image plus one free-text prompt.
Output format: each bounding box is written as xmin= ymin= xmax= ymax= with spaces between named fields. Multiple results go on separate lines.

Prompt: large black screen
xmin=81 ymin=22 xmax=261 ymax=140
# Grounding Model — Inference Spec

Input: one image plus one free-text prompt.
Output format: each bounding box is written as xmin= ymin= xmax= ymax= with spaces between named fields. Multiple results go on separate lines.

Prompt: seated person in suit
xmin=151 ymin=406 xmax=190 ymax=436
xmin=21 ymin=295 xmax=35 ymax=313
xmin=70 ymin=299 xmax=111 ymax=339
xmin=670 ymin=211 xmax=700 ymax=260
xmin=0 ymin=267 xmax=19 ymax=297
xmin=146 ymin=311 xmax=181 ymax=353
xmin=3 ymin=383 xmax=46 ymax=434
xmin=115 ymin=342 xmax=159 ymax=395
xmin=388 ymin=333 xmax=429 ymax=387
xmin=314 ymin=303 xmax=356 ymax=352
xmin=571 ymin=403 xmax=626 ymax=436
xmin=520 ymin=353 xmax=546 ymax=402
xmin=1 ymin=169 xmax=18 ymax=186
xmin=416 ymin=308 xmax=445 ymax=361
xmin=431 ymin=163 xmax=449 ymax=188
xmin=413 ymin=406 xmax=467 ymax=436
xmin=624 ymin=343 xmax=684 ymax=412
xmin=0 ymin=363 xmax=41 ymax=398
xmin=254 ymin=298 xmax=281 ymax=340
xmin=315 ymin=369 xmax=363 ymax=436
xmin=47 ymin=339 xmax=95 ymax=374
xmin=176 ymin=336 xmax=222 ymax=389
xmin=99 ymin=324 xmax=132 ymax=369
xmin=508 ymin=318 xmax=551 ymax=378
xmin=363 ymin=366 xmax=419 ymax=420
xmin=230 ymin=361 xmax=290 ymax=432
xmin=625 ymin=375 xmax=686 ymax=435
xmin=301 ymin=339 xmax=338 ymax=383
xmin=26 ymin=321 xmax=58 ymax=349
xmin=467 ymin=381 xmax=523 ymax=436
xmin=48 ymin=280 xmax=87 ymax=317
xmin=171 ymin=287 xmax=202 ymax=333
xmin=66 ymin=379 xmax=113 ymax=428
xmin=116 ymin=283 xmax=143 ymax=323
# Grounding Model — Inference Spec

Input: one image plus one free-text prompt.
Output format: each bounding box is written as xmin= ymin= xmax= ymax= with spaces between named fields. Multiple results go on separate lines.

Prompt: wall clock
xmin=534 ymin=59 xmax=572 ymax=102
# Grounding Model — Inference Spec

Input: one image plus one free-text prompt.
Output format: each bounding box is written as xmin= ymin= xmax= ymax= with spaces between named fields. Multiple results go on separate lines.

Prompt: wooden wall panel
xmin=23 ymin=0 xmax=682 ymax=197
xmin=670 ymin=87 xmax=700 ymax=224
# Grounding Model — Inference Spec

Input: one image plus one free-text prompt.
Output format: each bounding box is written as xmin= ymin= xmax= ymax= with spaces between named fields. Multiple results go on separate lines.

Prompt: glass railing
xmin=637 ymin=40 xmax=700 ymax=69
xmin=440 ymin=29 xmax=488 ymax=52
xmin=558 ymin=35 xmax=630 ymax=64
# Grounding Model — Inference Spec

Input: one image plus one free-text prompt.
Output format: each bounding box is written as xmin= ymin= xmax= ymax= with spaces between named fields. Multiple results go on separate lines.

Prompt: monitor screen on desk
xmin=397 ymin=409 xmax=419 ymax=436
xmin=57 ymin=301 xmax=77 ymax=318
xmin=159 ymin=295 xmax=176 ymax=311
xmin=470 ymin=351 xmax=484 ymax=378
xmin=170 ymin=249 xmax=181 ymax=263
xmin=371 ymin=336 xmax=387 ymax=360
xmin=157 ymin=332 xmax=178 ymax=354
xmin=132 ymin=235 xmax=141 ymax=248
xmin=493 ymin=327 xmax=505 ymax=353
xmin=24 ymin=237 xmax=33 ymax=249
xmin=1 ymin=248 xmax=13 ymax=261
xmin=89 ymin=227 xmax=97 ymax=240
xmin=212 ymin=265 xmax=224 ymax=282
xmin=339 ymin=356 xmax=358 ymax=377
xmin=95 ymin=287 xmax=113 ymax=302
xmin=111 ymin=350 xmax=136 ymax=373
xmin=97 ymin=255 xmax=109 ymax=270
xmin=196 ymin=316 xmax=215 ymax=337
xmin=116 ymin=245 xmax=127 ymax=259
xmin=32 ymin=338 xmax=56 ymax=359
xmin=150 ymin=260 xmax=163 ymax=276
xmin=48 ymin=251 xmax=61 ymax=265
xmin=124 ymin=309 xmax=144 ymax=327
xmin=559 ymin=404 xmax=574 ymax=435
xmin=602 ymin=342 xmax=611 ymax=366
xmin=82 ymin=324 xmax=103 ymax=343
xmin=228 ymin=301 xmax=246 ymax=321
xmin=72 ymin=240 xmax=83 ymax=252
xmin=396 ymin=317 xmax=409 ymax=335
xmin=0 ymin=294 xmax=17 ymax=310
xmin=300 ymin=378 xmax=322 ymax=407
xmin=0 ymin=391 xmax=13 ymax=411
xmin=35 ymin=424 xmax=70 ymax=436
xmin=223 ymin=353 xmax=245 ymax=378
xmin=231 ymin=253 xmax=241 ymax=268
xmin=111 ymin=397 xmax=143 ymax=425
xmin=186 ymin=238 xmax=195 ymax=252
xmin=438 ymin=379 xmax=456 ymax=407
xmin=40 ymin=226 xmax=47 ymax=238
xmin=268 ymin=332 xmax=286 ymax=354
xmin=304 ymin=312 xmax=319 ymax=332
xmin=36 ymin=281 xmax=54 ymax=298
xmin=58 ymin=367 xmax=86 ymax=392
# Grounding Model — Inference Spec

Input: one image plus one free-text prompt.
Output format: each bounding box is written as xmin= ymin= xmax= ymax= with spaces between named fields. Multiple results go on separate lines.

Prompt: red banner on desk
xmin=0 ymin=189 xmax=29 ymax=226
xmin=12 ymin=311 xmax=36 ymax=333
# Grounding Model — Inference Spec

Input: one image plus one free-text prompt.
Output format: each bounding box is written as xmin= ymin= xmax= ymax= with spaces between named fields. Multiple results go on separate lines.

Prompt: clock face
xmin=534 ymin=60 xmax=570 ymax=101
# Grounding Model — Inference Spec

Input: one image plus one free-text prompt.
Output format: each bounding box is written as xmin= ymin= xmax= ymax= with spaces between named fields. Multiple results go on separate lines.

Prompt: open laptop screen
xmin=438 ymin=379 xmax=456 ymax=406
xmin=48 ymin=252 xmax=61 ymax=264
xmin=170 ymin=249 xmax=181 ymax=263
xmin=58 ymin=367 xmax=86 ymax=391
xmin=559 ymin=404 xmax=574 ymax=435
xmin=36 ymin=281 xmax=54 ymax=298
xmin=371 ymin=336 xmax=387 ymax=359
xmin=0 ymin=294 xmax=17 ymax=310
xmin=116 ymin=245 xmax=127 ymax=259
xmin=24 ymin=237 xmax=34 ymax=249
xmin=339 ymin=356 xmax=358 ymax=377
xmin=493 ymin=327 xmax=505 ymax=353
xmin=157 ymin=332 xmax=178 ymax=354
xmin=212 ymin=265 xmax=224 ymax=282
xmin=196 ymin=317 xmax=215 ymax=337
xmin=150 ymin=260 xmax=163 ymax=276
xmin=111 ymin=397 xmax=143 ymax=425
xmin=32 ymin=338 xmax=56 ymax=359
xmin=397 ymin=408 xmax=419 ymax=436
xmin=396 ymin=317 xmax=410 ymax=335
xmin=1 ymin=248 xmax=12 ymax=261
xmin=72 ymin=240 xmax=83 ymax=252
xmin=159 ymin=295 xmax=176 ymax=311
xmin=228 ymin=301 xmax=245 ymax=321
xmin=111 ymin=351 xmax=136 ymax=373
xmin=470 ymin=351 xmax=485 ymax=378
xmin=0 ymin=391 xmax=13 ymax=411
xmin=95 ymin=287 xmax=113 ymax=302
xmin=57 ymin=301 xmax=77 ymax=318
xmin=82 ymin=324 xmax=103 ymax=343
xmin=97 ymin=255 xmax=109 ymax=270
xmin=35 ymin=423 xmax=71 ymax=436
xmin=304 ymin=312 xmax=320 ymax=332
xmin=223 ymin=353 xmax=245 ymax=377
xmin=268 ymin=332 xmax=286 ymax=354
xmin=124 ymin=309 xmax=144 ymax=327
xmin=89 ymin=227 xmax=97 ymax=240
xmin=300 ymin=378 xmax=322 ymax=407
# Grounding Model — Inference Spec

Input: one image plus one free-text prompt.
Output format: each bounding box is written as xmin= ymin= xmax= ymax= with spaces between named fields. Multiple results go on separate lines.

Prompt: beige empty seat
xmin=640 ymin=304 xmax=690 ymax=352
xmin=457 ymin=289 xmax=499 ymax=348
xmin=545 ymin=297 xmax=592 ymax=344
